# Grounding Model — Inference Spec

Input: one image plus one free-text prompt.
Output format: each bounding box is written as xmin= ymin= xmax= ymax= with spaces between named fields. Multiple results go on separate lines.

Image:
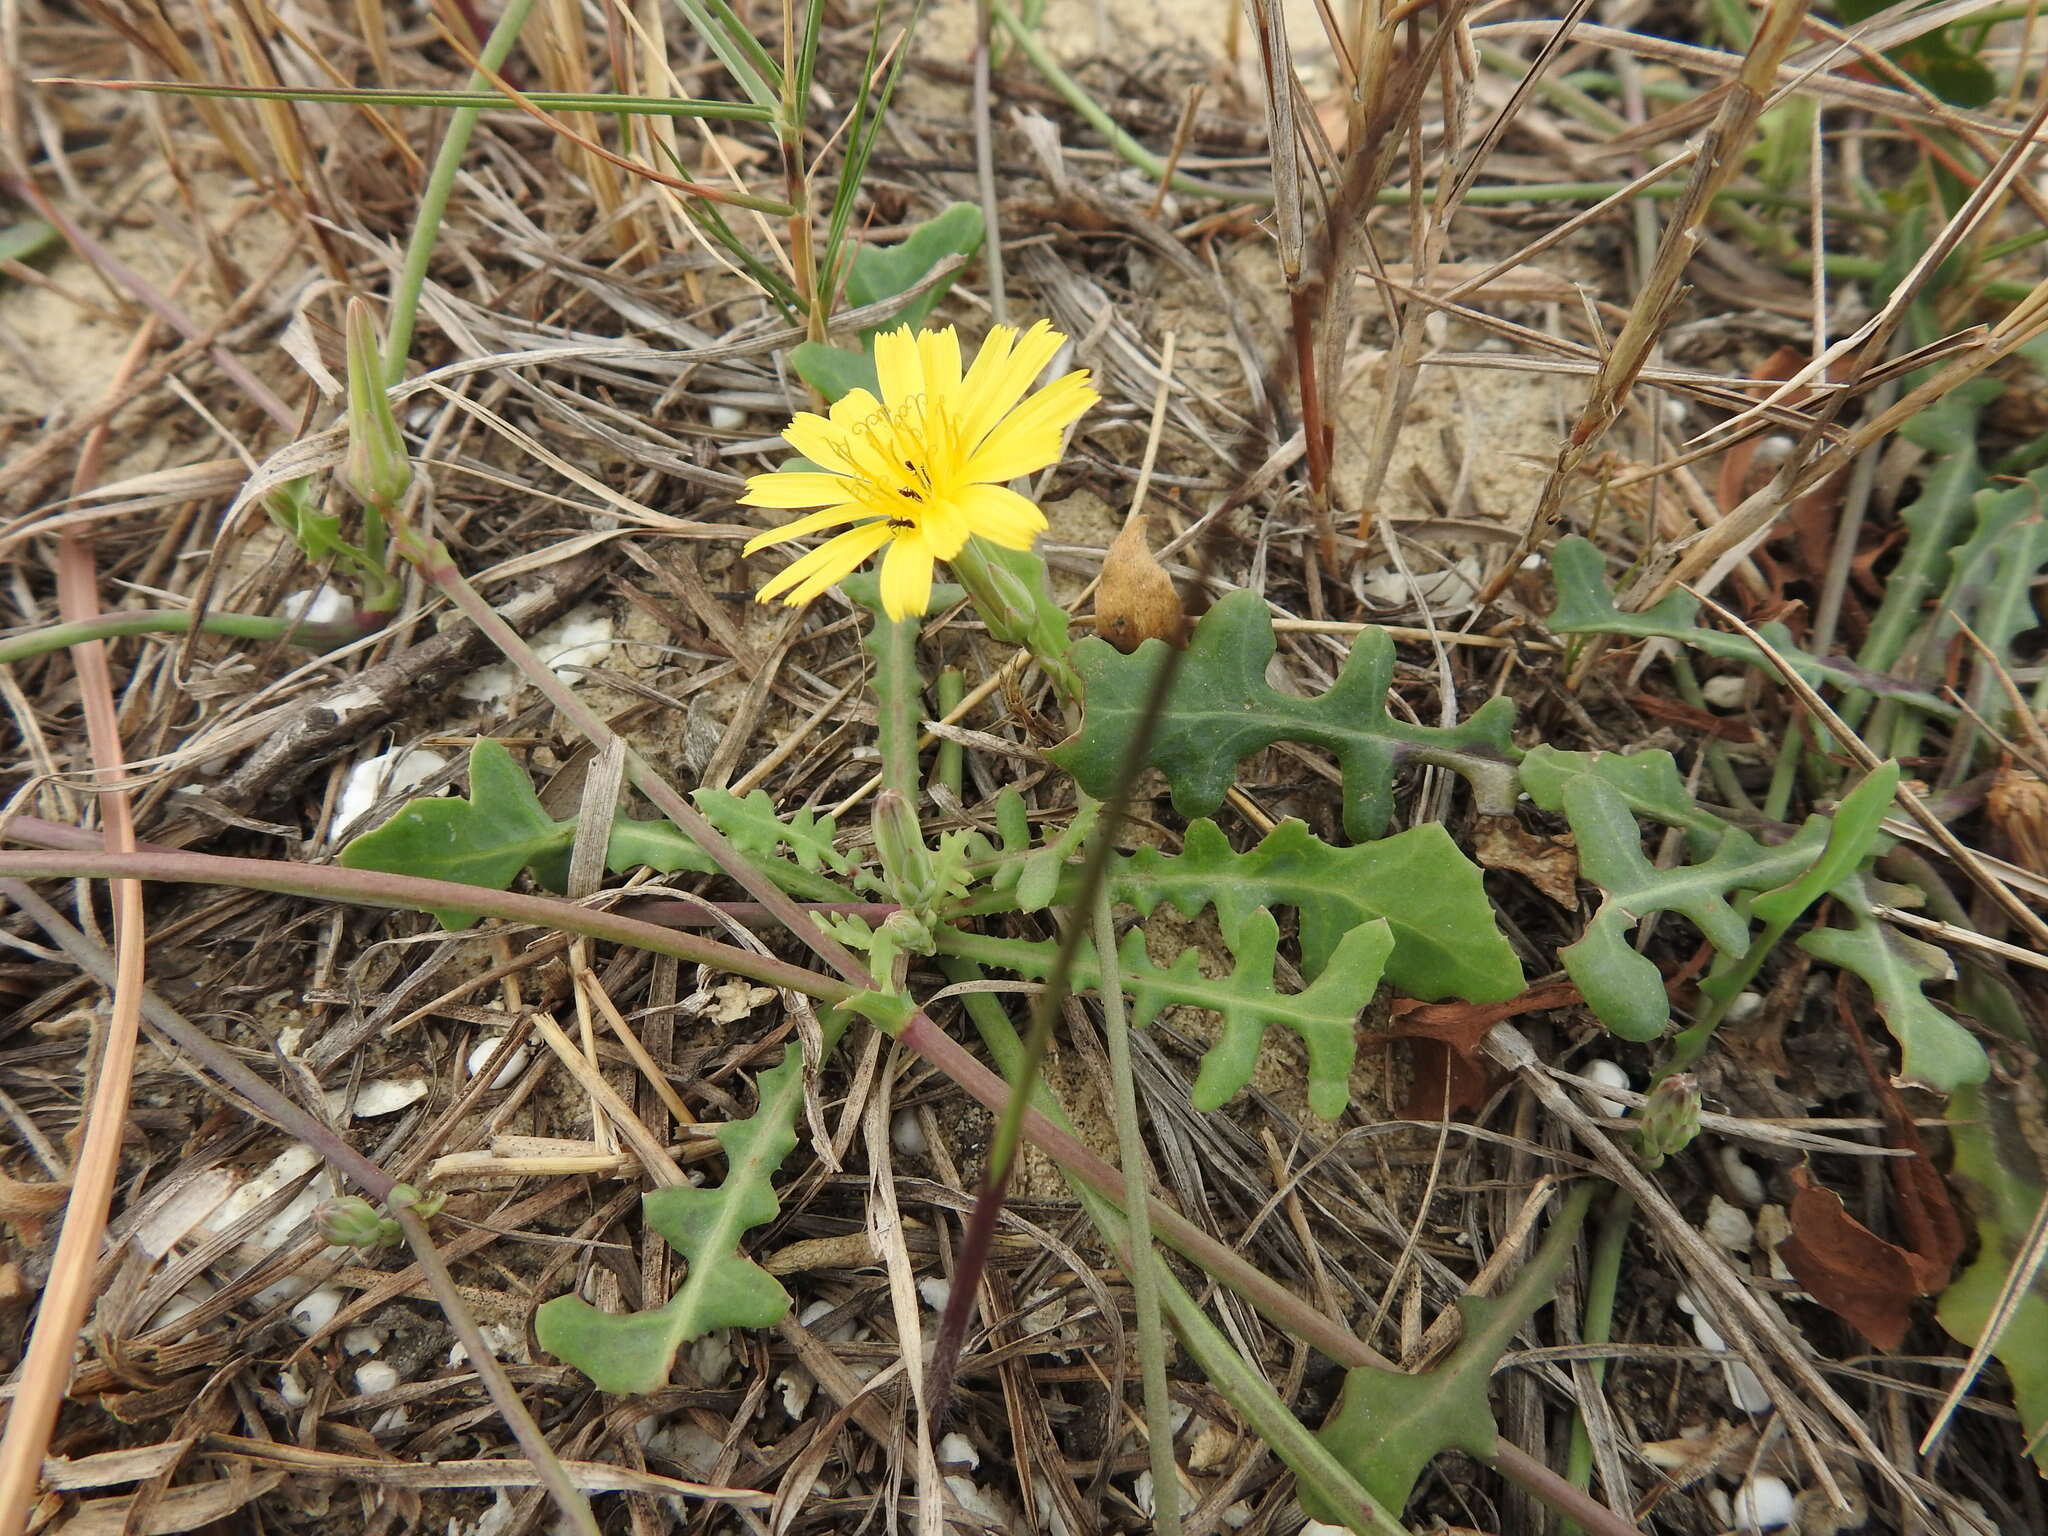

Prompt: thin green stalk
xmin=1761 ymin=716 xmax=1805 ymax=824
xmin=932 ymin=667 xmax=964 ymax=797
xmin=1093 ymin=884 xmax=1179 ymax=1536
xmin=383 ymin=0 xmax=539 ymax=382
xmin=0 ymin=608 xmax=367 ymax=666
xmin=876 ymin=611 xmax=922 ymax=804
xmin=988 ymin=0 xmax=1269 ymax=205
xmin=1561 ymin=1189 xmax=1635 ymax=1535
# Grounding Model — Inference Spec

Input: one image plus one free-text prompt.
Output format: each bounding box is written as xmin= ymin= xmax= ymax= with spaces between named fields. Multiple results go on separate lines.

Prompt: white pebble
xmin=708 ymin=404 xmax=747 ymax=430
xmin=891 ymin=1108 xmax=927 ymax=1156
xmin=1754 ymin=435 xmax=1796 ymax=465
xmin=1726 ymin=1361 xmax=1773 ymax=1413
xmin=326 ymin=1077 xmax=429 ymax=1119
xmin=1133 ymin=1471 xmax=1156 ymax=1519
xmin=466 ymin=1036 xmax=529 ymax=1090
xmin=1724 ymin=990 xmax=1765 ymax=1025
xmin=1703 ymin=1195 xmax=1755 ymax=1253
xmin=1734 ymin=1474 xmax=1795 ymax=1529
xmin=1691 ymin=1308 xmax=1728 ymax=1354
xmin=279 ymin=586 xmax=353 ymax=627
xmin=918 ymin=1276 xmax=953 ymax=1313
xmin=455 ymin=605 xmax=612 ymax=704
xmin=1222 ymin=1501 xmax=1253 ymax=1529
xmin=1663 ymin=397 xmax=1689 ymax=427
xmin=1719 ymin=1146 xmax=1766 ymax=1207
xmin=354 ymin=1360 xmax=399 ymax=1396
xmin=277 ymin=1369 xmax=310 ymax=1408
xmin=289 ymin=1285 xmax=345 ymax=1336
xmin=1702 ymin=674 xmax=1749 ymax=711
xmin=938 ymin=1433 xmax=979 ymax=1471
xmin=335 ymin=747 xmax=448 ymax=832
xmin=1582 ymin=1058 xmax=1631 ymax=1115
xmin=1300 ymin=1521 xmax=1353 ymax=1536
xmin=688 ymin=1329 xmax=734 ymax=1385
xmin=342 ymin=1326 xmax=385 ymax=1356
xmin=776 ymin=1367 xmax=816 ymax=1419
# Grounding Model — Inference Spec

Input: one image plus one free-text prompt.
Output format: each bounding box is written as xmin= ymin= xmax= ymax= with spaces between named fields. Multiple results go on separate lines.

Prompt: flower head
xmin=742 ymin=321 xmax=1097 ymax=621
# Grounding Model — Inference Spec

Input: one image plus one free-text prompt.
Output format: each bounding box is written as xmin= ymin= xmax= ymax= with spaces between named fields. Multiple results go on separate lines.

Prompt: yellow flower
xmin=741 ymin=321 xmax=1097 ymax=622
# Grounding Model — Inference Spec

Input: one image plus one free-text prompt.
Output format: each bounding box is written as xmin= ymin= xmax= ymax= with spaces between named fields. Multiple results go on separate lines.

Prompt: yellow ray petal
xmin=957 ymin=320 xmax=1066 ymax=449
xmin=953 ymin=482 xmax=1049 ymax=550
xmin=742 ymin=503 xmax=876 ymax=555
xmin=873 ymin=328 xmax=924 ymax=408
xmin=917 ymin=496 xmax=970 ymax=559
xmin=918 ymin=326 xmax=963 ymax=400
xmin=827 ymin=387 xmax=884 ymax=428
xmin=962 ymin=371 xmax=1098 ymax=483
xmin=879 ymin=530 xmax=936 ymax=621
xmin=740 ymin=471 xmax=856 ymax=510
xmin=783 ymin=412 xmax=858 ymax=475
xmin=757 ymin=519 xmax=895 ymax=606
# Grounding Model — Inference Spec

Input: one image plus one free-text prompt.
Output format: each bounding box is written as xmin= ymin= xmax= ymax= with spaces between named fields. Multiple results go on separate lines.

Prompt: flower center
xmin=831 ymin=394 xmax=958 ymax=526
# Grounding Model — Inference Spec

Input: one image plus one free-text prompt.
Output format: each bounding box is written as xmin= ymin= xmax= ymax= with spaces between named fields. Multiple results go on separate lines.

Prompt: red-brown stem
xmin=1289 ymin=286 xmax=1338 ymax=565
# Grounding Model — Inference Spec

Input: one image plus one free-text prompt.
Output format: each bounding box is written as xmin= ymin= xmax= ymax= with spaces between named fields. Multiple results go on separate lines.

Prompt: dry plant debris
xmin=5 ymin=0 xmax=2048 ymax=1533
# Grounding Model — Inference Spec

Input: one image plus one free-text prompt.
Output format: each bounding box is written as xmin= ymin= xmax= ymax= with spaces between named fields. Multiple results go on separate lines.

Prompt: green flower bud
xmin=317 ymin=1196 xmax=394 ymax=1249
xmin=340 ymin=299 xmax=412 ymax=510
xmin=872 ymin=788 xmax=932 ymax=900
xmin=1634 ymin=1073 xmax=1701 ymax=1169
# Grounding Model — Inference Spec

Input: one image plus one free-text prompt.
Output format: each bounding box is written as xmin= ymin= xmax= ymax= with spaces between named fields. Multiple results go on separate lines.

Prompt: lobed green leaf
xmin=535 ymin=1041 xmax=812 ymax=1392
xmin=1052 ymin=590 xmax=1520 ymax=842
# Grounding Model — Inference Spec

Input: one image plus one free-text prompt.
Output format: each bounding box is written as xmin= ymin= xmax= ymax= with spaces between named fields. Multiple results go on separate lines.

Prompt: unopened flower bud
xmin=1634 ymin=1073 xmax=1701 ymax=1169
xmin=316 ymin=1196 xmax=393 ymax=1249
xmin=872 ymin=788 xmax=931 ymax=898
xmin=340 ymin=298 xmax=412 ymax=509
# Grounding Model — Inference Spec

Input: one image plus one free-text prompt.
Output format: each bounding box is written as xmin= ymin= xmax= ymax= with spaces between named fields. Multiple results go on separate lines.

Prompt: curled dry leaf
xmin=1988 ymin=765 xmax=2048 ymax=876
xmin=1094 ymin=510 xmax=1185 ymax=653
xmin=1776 ymin=1162 xmax=1962 ymax=1350
xmin=1472 ymin=814 xmax=1579 ymax=909
xmin=1385 ymin=981 xmax=1580 ymax=1118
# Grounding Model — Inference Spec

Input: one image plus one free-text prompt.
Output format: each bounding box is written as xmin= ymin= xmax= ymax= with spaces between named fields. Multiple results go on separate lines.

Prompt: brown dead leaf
xmin=1 ymin=1166 xmax=70 ymax=1243
xmin=1774 ymin=983 xmax=1965 ymax=1349
xmin=1835 ymin=974 xmax=1965 ymax=1291
xmin=1777 ymin=1167 xmax=1926 ymax=1350
xmin=1628 ymin=692 xmax=1761 ymax=744
xmin=1394 ymin=1038 xmax=1493 ymax=1119
xmin=1384 ymin=982 xmax=1581 ymax=1119
xmin=1472 ymin=814 xmax=1579 ymax=908
xmin=1989 ymin=766 xmax=2048 ymax=877
xmin=1095 ymin=510 xmax=1185 ymax=653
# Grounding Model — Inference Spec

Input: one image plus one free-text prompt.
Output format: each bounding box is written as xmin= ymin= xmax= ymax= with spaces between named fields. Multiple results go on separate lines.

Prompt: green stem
xmin=0 ymin=609 xmax=367 ymax=666
xmin=1561 ymin=1190 xmax=1635 ymax=1533
xmin=875 ymin=610 xmax=922 ymax=804
xmin=988 ymin=0 xmax=1268 ymax=205
xmin=383 ymin=0 xmax=539 ymax=382
xmin=1093 ymin=885 xmax=1180 ymax=1536
xmin=933 ymin=667 xmax=964 ymax=798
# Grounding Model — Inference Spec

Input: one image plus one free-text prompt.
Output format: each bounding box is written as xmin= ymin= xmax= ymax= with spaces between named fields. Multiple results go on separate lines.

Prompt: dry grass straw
xmin=8 ymin=0 xmax=2048 ymax=1528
